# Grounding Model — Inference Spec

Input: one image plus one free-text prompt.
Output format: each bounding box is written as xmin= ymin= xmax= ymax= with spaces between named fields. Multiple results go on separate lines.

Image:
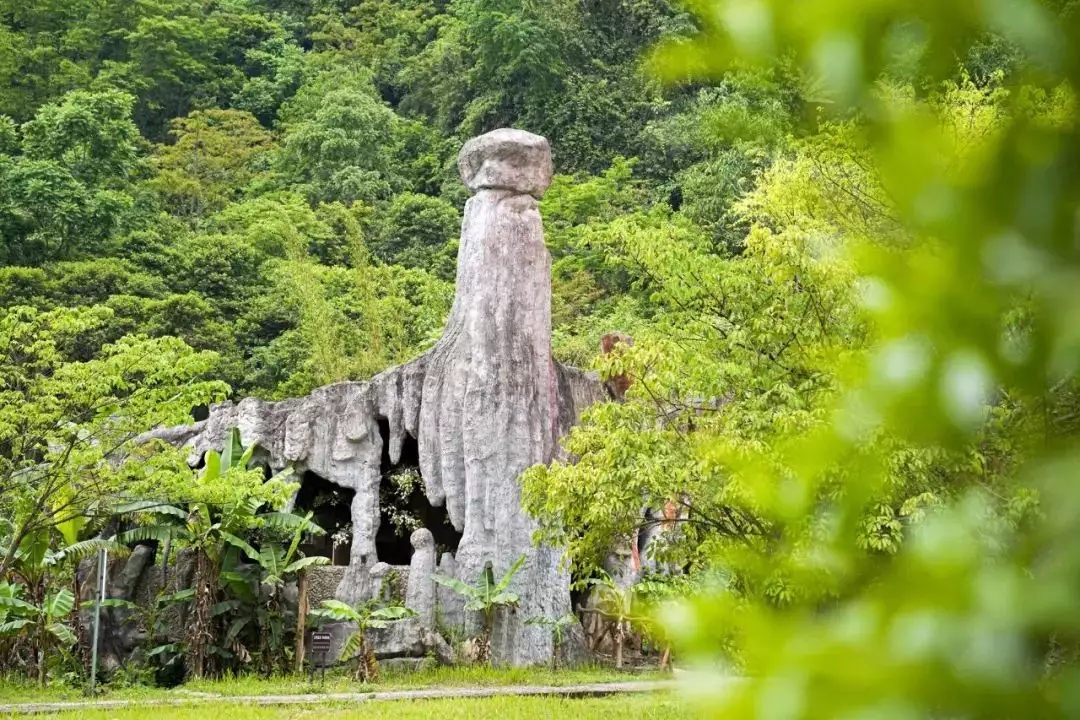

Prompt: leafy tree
xmin=275 ymin=74 xmax=403 ymax=205
xmin=309 ymin=600 xmax=417 ymax=682
xmin=149 ymin=109 xmax=276 ymax=218
xmin=21 ymin=90 xmax=140 ymax=187
xmin=433 ymin=555 xmax=526 ymax=664
xmin=248 ymin=511 xmax=329 ymax=675
xmin=612 ymin=0 xmax=1080 ymax=716
xmin=0 ymin=305 xmax=227 ymax=581
xmin=368 ymin=192 xmax=460 ymax=274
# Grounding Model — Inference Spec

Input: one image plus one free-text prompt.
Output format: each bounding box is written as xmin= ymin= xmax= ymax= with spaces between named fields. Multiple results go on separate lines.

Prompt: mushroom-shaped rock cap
xmin=458 ymin=128 xmax=553 ymax=198
xmin=410 ymin=527 xmax=434 ymax=549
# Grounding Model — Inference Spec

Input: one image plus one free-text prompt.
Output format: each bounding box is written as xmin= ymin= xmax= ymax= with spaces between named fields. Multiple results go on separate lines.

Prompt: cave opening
xmin=292 ymin=471 xmax=354 ymax=566
xmin=376 ymin=418 xmax=462 ymax=566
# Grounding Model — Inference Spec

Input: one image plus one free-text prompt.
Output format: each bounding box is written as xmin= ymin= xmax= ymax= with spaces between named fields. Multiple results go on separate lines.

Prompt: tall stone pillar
xmin=417 ymin=129 xmax=571 ymax=665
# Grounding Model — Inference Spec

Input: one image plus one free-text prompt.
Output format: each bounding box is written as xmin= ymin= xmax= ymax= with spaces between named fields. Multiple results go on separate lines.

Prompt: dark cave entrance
xmin=292 ymin=471 xmax=354 ymax=566
xmin=376 ymin=418 xmax=462 ymax=566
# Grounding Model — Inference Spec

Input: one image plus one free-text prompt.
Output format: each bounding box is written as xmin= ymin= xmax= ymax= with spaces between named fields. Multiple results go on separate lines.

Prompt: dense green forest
xmin=4 ymin=0 xmax=1080 ymax=715
xmin=0 ymin=0 xmax=733 ymax=399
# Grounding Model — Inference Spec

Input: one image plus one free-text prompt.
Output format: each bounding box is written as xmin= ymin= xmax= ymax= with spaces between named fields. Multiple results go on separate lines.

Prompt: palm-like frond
xmin=219 ymin=531 xmax=259 ymax=561
xmin=260 ymin=511 xmax=325 ymax=535
xmin=432 ymin=574 xmax=478 ymax=599
xmin=283 ymin=556 xmax=329 ymax=575
xmin=0 ymin=595 xmax=37 ymax=613
xmin=0 ymin=619 xmax=33 ymax=636
xmin=311 ymin=599 xmax=359 ymax=622
xmin=114 ymin=500 xmax=187 ymax=519
xmin=339 ymin=631 xmax=364 ymax=661
xmin=44 ymin=589 xmax=74 ymax=619
xmin=495 ymin=555 xmax=526 ymax=593
xmin=47 ymin=622 xmax=76 ymax=646
xmin=370 ymin=606 xmax=417 ymax=623
xmin=53 ymin=538 xmax=129 ymax=564
xmin=116 ymin=524 xmax=178 ymax=545
xmin=259 ymin=543 xmax=284 ymax=579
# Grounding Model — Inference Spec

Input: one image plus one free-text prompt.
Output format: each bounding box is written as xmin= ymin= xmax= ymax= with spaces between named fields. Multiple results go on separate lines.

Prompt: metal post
xmin=89 ymin=548 xmax=107 ymax=694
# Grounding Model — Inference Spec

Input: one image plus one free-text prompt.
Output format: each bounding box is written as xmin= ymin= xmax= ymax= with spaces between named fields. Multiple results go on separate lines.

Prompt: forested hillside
xmin=0 ymin=0 xmax=770 ymax=400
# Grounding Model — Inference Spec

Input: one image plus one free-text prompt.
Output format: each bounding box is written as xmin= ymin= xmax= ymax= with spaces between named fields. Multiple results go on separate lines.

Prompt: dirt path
xmin=0 ymin=680 xmax=679 ymax=715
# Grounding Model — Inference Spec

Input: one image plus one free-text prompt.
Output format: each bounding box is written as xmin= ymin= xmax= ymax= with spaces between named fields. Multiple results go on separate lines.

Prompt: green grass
xmin=0 ymin=665 xmax=663 ymax=704
xmin=42 ymin=694 xmax=691 ymax=720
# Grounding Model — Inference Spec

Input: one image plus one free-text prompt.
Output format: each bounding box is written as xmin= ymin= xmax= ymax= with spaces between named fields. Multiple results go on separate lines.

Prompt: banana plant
xmin=90 ymin=588 xmax=194 ymax=679
xmin=0 ymin=529 xmax=122 ymax=685
xmin=218 ymin=511 xmax=329 ymax=675
xmin=115 ymin=428 xmax=291 ymax=679
xmin=0 ymin=581 xmax=76 ymax=685
xmin=524 ymin=612 xmax=578 ymax=669
xmin=432 ymin=555 xmax=526 ymax=664
xmin=587 ymin=573 xmax=649 ymax=669
xmin=309 ymin=600 xmax=416 ymax=682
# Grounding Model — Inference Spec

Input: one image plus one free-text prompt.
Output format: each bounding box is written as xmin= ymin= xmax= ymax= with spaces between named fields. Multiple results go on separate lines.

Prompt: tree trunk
xmin=73 ymin=572 xmax=91 ymax=678
xmin=478 ymin=625 xmax=492 ymax=666
xmin=0 ymin=522 xmax=26 ymax=581
xmin=36 ymin=615 xmax=48 ymax=687
xmin=161 ymin=533 xmax=172 ymax=590
xmin=294 ymin=570 xmax=308 ymax=675
xmin=187 ymin=550 xmax=215 ymax=680
xmin=615 ymin=624 xmax=624 ymax=669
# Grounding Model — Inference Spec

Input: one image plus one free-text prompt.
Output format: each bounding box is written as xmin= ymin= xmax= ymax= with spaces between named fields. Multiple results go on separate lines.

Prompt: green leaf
xmin=219 ymin=531 xmax=259 ymax=561
xmin=0 ymin=595 xmax=38 ymax=613
xmin=116 ymin=525 xmax=174 ymax=545
xmin=371 ymin=605 xmax=417 ymax=621
xmin=147 ymin=643 xmax=179 ymax=658
xmin=17 ymin=531 xmax=50 ymax=571
xmin=225 ymin=616 xmax=251 ymax=644
xmin=283 ymin=555 xmax=330 ymax=575
xmin=312 ymin=599 xmax=359 ymax=622
xmin=339 ymin=631 xmax=363 ymax=661
xmin=260 ymin=511 xmax=325 ymax=536
xmin=222 ymin=428 xmax=243 ymax=470
xmin=212 ymin=600 xmax=243 ymax=617
xmin=48 ymin=622 xmax=77 ymax=646
xmin=432 ymin=574 xmax=477 ymax=599
xmin=114 ymin=501 xmax=187 ymax=519
xmin=54 ymin=538 xmax=127 ymax=564
xmin=0 ymin=619 xmax=34 ymax=636
xmin=203 ymin=450 xmax=222 ymax=482
xmin=495 ymin=555 xmax=526 ymax=593
xmin=44 ymin=589 xmax=74 ymax=619
xmin=259 ymin=542 xmax=284 ymax=578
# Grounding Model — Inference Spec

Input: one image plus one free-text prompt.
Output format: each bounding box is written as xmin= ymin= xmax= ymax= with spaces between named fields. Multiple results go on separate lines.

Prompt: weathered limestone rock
xmin=151 ymin=129 xmax=609 ymax=666
xmin=436 ymin=552 xmax=463 ymax=631
xmin=405 ymin=529 xmax=436 ymax=627
xmin=458 ymin=128 xmax=553 ymax=198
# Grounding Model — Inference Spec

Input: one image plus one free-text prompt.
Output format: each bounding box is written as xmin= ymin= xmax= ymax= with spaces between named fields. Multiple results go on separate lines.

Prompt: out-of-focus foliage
xmin=555 ymin=0 xmax=1080 ymax=716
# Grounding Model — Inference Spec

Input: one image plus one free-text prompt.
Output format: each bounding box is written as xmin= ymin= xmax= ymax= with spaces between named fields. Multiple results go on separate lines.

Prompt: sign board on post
xmin=309 ymin=631 xmax=333 ymax=683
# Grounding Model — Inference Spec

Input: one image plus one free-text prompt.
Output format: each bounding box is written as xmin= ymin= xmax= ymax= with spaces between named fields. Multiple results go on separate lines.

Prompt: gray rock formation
xmin=153 ymin=128 xmax=609 ymax=666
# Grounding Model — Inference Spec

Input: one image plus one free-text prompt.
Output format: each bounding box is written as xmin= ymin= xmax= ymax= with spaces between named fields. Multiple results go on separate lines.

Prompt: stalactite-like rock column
xmin=418 ymin=129 xmax=570 ymax=665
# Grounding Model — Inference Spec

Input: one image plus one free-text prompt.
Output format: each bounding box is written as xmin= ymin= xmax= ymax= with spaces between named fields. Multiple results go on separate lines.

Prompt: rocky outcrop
xmin=153 ymin=129 xmax=609 ymax=666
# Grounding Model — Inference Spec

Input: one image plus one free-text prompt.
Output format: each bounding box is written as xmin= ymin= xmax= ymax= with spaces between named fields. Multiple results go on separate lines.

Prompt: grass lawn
xmin=0 ymin=665 xmax=665 ymax=704
xmin=42 ymin=693 xmax=692 ymax=720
